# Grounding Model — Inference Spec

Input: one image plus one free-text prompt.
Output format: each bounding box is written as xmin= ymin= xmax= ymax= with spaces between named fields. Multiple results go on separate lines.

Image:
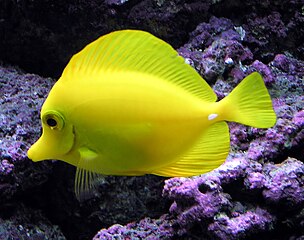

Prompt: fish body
xmin=27 ymin=30 xmax=276 ymax=199
xmin=45 ymin=71 xmax=217 ymax=173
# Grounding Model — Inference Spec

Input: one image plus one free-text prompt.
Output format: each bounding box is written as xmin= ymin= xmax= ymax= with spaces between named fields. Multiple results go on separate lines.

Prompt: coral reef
xmin=0 ymin=0 xmax=303 ymax=239
xmin=0 ymin=66 xmax=54 ymax=200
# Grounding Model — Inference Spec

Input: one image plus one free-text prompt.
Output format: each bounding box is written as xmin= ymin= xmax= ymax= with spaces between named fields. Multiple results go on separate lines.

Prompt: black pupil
xmin=47 ymin=118 xmax=57 ymax=127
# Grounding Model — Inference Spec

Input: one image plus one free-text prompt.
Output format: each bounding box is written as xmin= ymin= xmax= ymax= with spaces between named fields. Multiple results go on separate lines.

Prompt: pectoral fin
xmin=75 ymin=147 xmax=106 ymax=201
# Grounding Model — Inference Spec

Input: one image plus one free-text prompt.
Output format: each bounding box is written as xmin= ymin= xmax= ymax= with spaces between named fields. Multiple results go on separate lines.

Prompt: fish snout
xmin=27 ymin=137 xmax=50 ymax=162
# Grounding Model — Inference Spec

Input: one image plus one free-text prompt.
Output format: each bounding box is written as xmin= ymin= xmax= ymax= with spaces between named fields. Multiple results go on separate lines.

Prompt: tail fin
xmin=220 ymin=72 xmax=276 ymax=128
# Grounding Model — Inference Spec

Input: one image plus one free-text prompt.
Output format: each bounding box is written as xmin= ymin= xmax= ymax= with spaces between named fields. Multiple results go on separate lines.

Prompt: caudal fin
xmin=220 ymin=72 xmax=276 ymax=128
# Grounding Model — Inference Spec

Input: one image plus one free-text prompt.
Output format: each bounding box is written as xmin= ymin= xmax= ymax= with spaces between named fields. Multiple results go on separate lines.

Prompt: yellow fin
xmin=152 ymin=122 xmax=229 ymax=177
xmin=220 ymin=72 xmax=276 ymax=128
xmin=62 ymin=30 xmax=217 ymax=102
xmin=74 ymin=147 xmax=105 ymax=201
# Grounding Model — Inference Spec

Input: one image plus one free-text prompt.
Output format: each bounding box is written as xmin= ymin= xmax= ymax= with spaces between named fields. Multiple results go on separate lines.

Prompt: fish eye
xmin=42 ymin=111 xmax=65 ymax=130
xmin=46 ymin=118 xmax=57 ymax=127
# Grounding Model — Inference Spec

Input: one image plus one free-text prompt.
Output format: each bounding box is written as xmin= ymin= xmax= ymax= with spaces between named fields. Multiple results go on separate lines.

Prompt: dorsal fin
xmin=61 ymin=30 xmax=217 ymax=102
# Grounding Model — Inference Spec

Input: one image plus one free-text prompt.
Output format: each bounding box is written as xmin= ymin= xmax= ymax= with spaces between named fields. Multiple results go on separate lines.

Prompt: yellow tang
xmin=27 ymin=30 xmax=276 ymax=199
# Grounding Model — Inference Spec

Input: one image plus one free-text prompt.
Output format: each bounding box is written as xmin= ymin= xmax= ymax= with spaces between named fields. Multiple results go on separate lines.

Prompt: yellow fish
xmin=27 ymin=30 xmax=276 ymax=199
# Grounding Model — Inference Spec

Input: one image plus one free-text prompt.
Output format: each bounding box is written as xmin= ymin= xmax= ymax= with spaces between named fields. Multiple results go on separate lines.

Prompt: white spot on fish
xmin=208 ymin=113 xmax=218 ymax=121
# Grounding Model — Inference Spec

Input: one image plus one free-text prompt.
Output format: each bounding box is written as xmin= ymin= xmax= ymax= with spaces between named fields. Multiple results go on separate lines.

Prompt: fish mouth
xmin=27 ymin=138 xmax=50 ymax=162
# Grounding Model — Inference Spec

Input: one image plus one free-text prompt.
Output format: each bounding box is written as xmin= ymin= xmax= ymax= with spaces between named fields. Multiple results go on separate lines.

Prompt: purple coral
xmin=158 ymin=158 xmax=303 ymax=239
xmin=208 ymin=207 xmax=275 ymax=240
xmin=263 ymin=158 xmax=304 ymax=206
xmin=0 ymin=66 xmax=54 ymax=200
xmin=179 ymin=17 xmax=253 ymax=83
xmin=163 ymin=176 xmax=231 ymax=235
xmin=0 ymin=159 xmax=14 ymax=175
xmin=94 ymin=215 xmax=174 ymax=240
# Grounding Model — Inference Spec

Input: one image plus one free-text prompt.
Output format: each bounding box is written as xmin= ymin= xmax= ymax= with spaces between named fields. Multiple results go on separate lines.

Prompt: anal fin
xmin=152 ymin=122 xmax=230 ymax=177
